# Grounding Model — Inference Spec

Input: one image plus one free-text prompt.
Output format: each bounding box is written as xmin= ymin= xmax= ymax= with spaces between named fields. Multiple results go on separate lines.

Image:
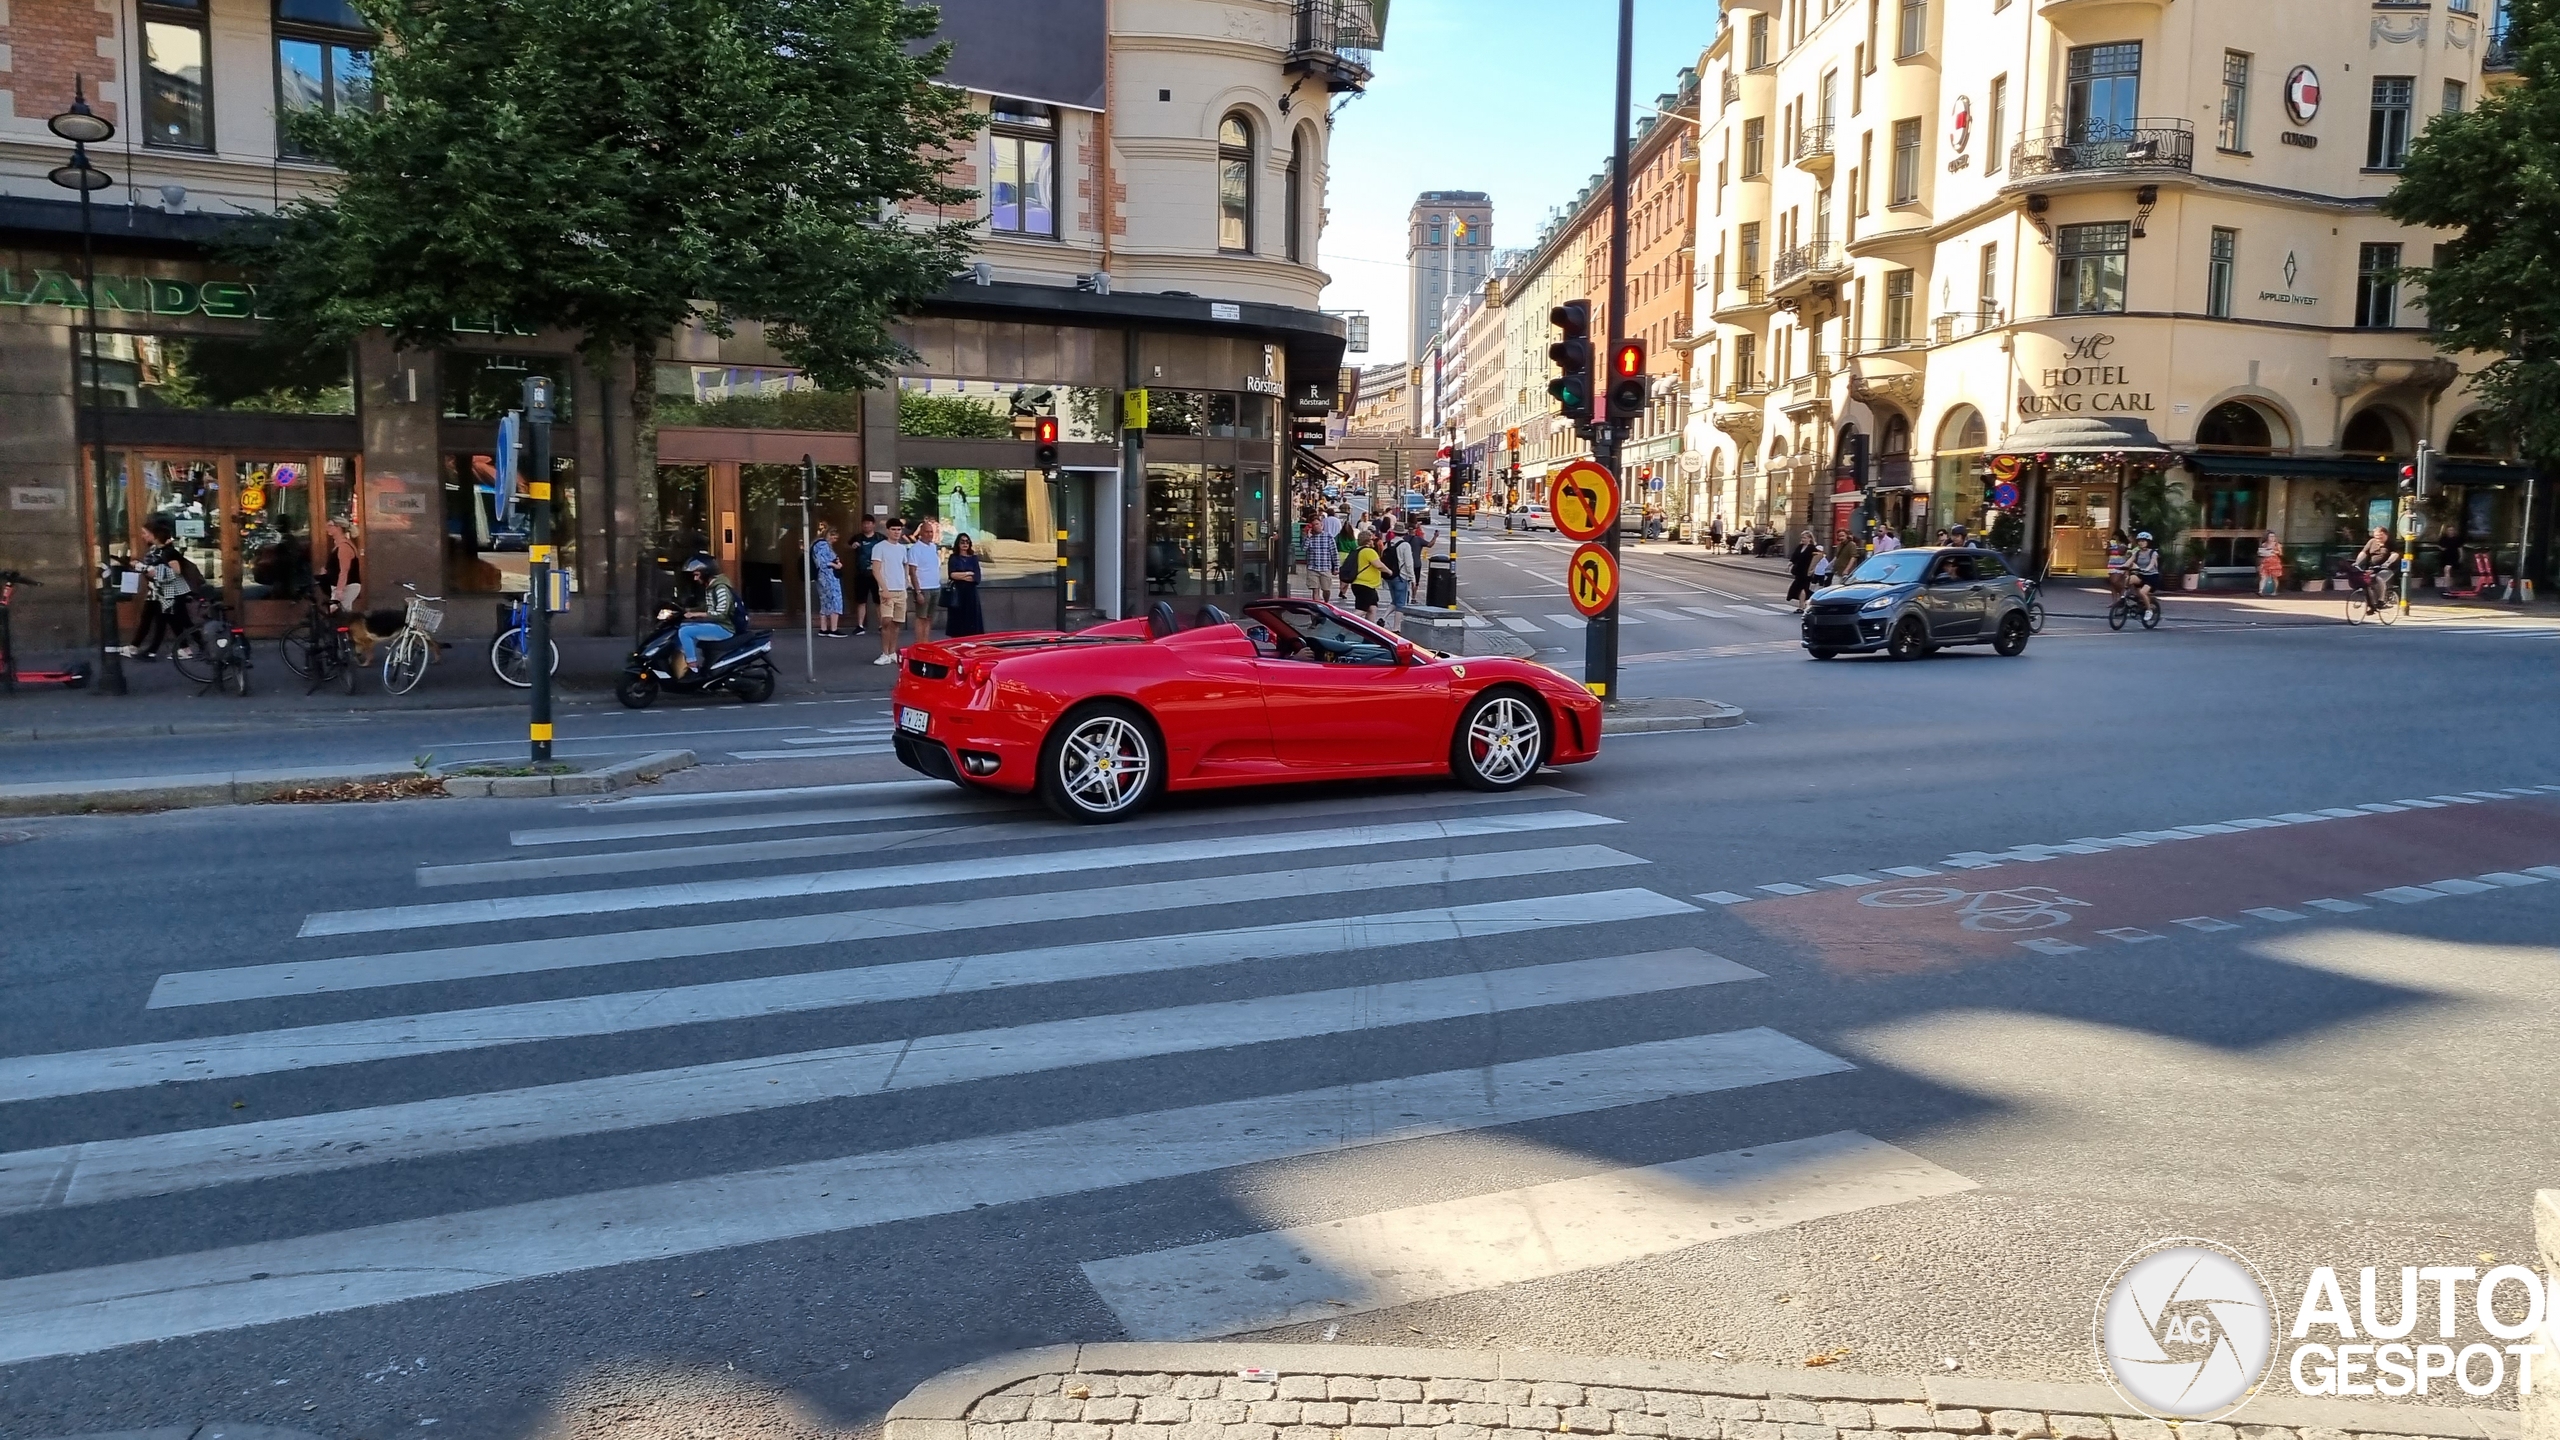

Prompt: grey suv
xmin=1801 ymin=547 xmax=2034 ymax=660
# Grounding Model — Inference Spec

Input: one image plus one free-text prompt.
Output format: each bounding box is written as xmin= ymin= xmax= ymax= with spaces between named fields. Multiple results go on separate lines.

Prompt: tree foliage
xmin=2384 ymin=0 xmax=2560 ymax=464
xmin=246 ymin=0 xmax=983 ymax=389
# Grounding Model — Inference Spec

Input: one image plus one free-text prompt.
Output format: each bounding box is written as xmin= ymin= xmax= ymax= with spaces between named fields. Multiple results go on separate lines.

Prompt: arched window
xmin=1218 ymin=114 xmax=1255 ymax=253
xmin=1881 ymin=414 xmax=1912 ymax=456
xmin=1935 ymin=405 xmax=1987 ymax=453
xmin=2446 ymin=410 xmax=2512 ymax=458
xmin=1285 ymin=128 xmax=1309 ymax=263
xmin=2340 ymin=407 xmax=2410 ymax=457
xmin=2195 ymin=399 xmax=2277 ymax=451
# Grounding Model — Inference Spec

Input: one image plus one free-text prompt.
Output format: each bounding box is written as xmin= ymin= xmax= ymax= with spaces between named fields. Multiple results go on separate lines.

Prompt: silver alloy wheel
xmin=1465 ymin=696 xmax=1543 ymax=785
xmin=1058 ymin=713 xmax=1153 ymax=814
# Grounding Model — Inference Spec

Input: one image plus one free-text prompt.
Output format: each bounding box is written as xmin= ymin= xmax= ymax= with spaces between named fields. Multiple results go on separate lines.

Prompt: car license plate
xmin=898 ymin=706 xmax=929 ymax=735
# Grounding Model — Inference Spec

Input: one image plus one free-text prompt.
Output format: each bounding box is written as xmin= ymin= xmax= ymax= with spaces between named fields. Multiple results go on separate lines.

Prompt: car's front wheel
xmin=1887 ymin=617 xmax=1930 ymax=661
xmin=1039 ymin=701 xmax=1163 ymax=822
xmin=1807 ymin=648 xmax=1838 ymax=661
xmin=1992 ymin=611 xmax=2031 ymax=656
xmin=1452 ymin=688 xmax=1548 ymax=791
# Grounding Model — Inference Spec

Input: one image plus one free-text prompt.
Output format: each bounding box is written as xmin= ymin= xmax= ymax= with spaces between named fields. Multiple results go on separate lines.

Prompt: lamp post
xmin=49 ymin=78 xmax=125 ymax=695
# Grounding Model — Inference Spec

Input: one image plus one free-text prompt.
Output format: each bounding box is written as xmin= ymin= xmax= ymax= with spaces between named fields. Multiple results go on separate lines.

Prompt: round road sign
xmin=1567 ymin=541 xmax=1619 ymax=617
xmin=1548 ymin=459 xmax=1621 ymax=542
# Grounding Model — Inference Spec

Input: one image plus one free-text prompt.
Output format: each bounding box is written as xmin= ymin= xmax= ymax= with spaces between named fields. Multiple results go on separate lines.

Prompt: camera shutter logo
xmin=2096 ymin=1239 xmax=2279 ymax=1420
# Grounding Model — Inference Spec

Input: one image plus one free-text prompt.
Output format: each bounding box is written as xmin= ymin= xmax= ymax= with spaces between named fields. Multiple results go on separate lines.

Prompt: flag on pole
xmin=1451 ymin=217 xmax=1469 ymax=242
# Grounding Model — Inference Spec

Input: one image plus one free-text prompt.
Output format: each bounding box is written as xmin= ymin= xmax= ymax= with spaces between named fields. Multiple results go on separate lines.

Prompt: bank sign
xmin=0 ymin=268 xmax=264 ymax=319
xmin=2019 ymin=333 xmax=2155 ymax=417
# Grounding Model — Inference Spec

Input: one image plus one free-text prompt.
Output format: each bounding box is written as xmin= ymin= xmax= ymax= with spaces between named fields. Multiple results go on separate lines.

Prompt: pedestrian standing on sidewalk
xmin=1351 ymin=531 xmax=1385 ymax=621
xmin=1301 ymin=518 xmax=1337 ymax=603
xmin=1874 ymin=524 xmax=1901 ymax=554
xmin=907 ymin=517 xmax=945 ymax=655
xmin=1336 ymin=512 xmax=1359 ymax=584
xmin=1787 ymin=530 xmax=1821 ymax=609
xmin=2256 ymin=529 xmax=2285 ymax=597
xmin=943 ymin=532 xmax=986 ymax=637
xmin=848 ymin=516 xmax=882 ymax=638
xmin=870 ymin=517 xmax=913 ymax=666
xmin=811 ymin=522 xmax=845 ymax=637
xmin=1377 ymin=520 xmax=1409 ymax=624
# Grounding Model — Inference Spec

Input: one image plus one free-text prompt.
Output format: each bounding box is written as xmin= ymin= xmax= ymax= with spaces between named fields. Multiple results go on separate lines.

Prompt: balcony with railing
xmin=1288 ymin=0 xmax=1381 ymax=93
xmin=2008 ymin=118 xmax=2194 ymax=181
xmin=1712 ymin=274 xmax=1771 ymax=320
xmin=1722 ymin=73 xmax=1742 ymax=108
xmin=1770 ymin=241 xmax=1848 ymax=299
xmin=1793 ymin=120 xmax=1836 ymax=175
xmin=1781 ymin=361 xmax=1835 ymax=416
xmin=1929 ymin=307 xmax=2005 ymax=344
xmin=2487 ymin=21 xmax=2517 ymax=71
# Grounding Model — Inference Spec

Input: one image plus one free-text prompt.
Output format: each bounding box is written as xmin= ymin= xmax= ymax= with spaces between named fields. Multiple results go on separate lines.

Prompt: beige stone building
xmin=0 ymin=0 xmax=1376 ymax=653
xmin=1688 ymin=0 xmax=2534 ymax=584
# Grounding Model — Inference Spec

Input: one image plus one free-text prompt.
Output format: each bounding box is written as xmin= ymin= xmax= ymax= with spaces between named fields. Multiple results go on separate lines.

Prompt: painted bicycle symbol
xmin=1857 ymin=884 xmax=2091 ymax=932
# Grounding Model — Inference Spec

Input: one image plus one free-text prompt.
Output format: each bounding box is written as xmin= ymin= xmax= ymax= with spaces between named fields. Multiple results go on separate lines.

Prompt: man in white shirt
xmin=871 ymin=517 xmax=914 ymax=665
xmin=906 ymin=517 xmax=945 ymax=653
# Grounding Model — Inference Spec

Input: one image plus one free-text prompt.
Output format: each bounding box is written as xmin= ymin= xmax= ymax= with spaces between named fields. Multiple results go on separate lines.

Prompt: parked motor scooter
xmin=616 ymin=604 xmax=777 ymax=707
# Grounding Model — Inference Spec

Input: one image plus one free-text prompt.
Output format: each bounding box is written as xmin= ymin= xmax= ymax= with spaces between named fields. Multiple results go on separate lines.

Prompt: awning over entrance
xmin=1992 ymin=416 xmax=2171 ymax=455
xmin=2181 ymin=451 xmax=2537 ymax=488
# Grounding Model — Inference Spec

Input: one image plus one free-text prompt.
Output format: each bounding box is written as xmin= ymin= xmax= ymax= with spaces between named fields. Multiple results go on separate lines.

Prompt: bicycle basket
xmin=405 ymin=596 xmax=445 ymax=636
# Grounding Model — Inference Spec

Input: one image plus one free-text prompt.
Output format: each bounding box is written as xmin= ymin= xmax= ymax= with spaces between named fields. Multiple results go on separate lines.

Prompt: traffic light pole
xmin=523 ymin=376 xmax=555 ymax=764
xmin=1584 ymin=0 xmax=1635 ymax=706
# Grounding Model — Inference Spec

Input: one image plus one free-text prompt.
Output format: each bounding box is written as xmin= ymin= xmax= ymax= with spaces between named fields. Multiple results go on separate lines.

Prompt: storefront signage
xmin=2279 ymin=132 xmax=2319 ymax=149
xmin=1949 ymin=96 xmax=1973 ymax=153
xmin=2020 ymin=334 xmax=2155 ymax=416
xmin=1244 ymin=343 xmax=1285 ymax=396
xmin=8 ymin=486 xmax=66 ymax=511
xmin=0 ymin=269 xmax=261 ymax=319
xmin=2260 ymin=252 xmax=2319 ymax=306
xmin=2286 ymin=67 xmax=2321 ymax=124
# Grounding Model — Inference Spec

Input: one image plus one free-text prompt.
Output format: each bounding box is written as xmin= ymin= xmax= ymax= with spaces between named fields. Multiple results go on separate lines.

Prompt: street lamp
xmin=50 ymin=76 xmax=125 ymax=696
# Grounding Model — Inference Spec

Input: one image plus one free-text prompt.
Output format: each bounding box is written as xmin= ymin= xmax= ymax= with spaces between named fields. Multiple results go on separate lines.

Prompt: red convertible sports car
xmin=889 ymin=598 xmax=1604 ymax=821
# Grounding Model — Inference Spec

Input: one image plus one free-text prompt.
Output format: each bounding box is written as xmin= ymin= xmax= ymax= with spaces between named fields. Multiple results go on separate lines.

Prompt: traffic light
xmin=1548 ymin=301 xmax=1594 ymax=432
xmin=1606 ymin=339 xmax=1648 ymax=424
xmin=2412 ymin=440 xmax=2437 ymax=498
xmin=1289 ymin=395 xmax=1330 ymax=448
xmin=1033 ymin=415 xmax=1059 ymax=469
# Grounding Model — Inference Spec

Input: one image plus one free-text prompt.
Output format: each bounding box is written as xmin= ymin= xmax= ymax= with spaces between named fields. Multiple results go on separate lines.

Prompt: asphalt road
xmin=3 ymin=539 xmax=2558 ymax=1439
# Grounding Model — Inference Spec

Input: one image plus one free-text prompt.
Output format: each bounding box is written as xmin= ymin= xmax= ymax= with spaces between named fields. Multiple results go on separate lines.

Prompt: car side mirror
xmin=1394 ymin=640 xmax=1416 ymax=665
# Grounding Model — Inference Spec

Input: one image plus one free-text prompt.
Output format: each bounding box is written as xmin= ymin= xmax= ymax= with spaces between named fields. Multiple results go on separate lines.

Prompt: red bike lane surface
xmin=1733 ymin=797 xmax=2560 ymax=975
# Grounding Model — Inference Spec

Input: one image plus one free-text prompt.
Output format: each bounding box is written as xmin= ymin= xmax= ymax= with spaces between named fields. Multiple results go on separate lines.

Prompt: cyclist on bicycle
xmin=2123 ymin=531 xmax=2163 ymax=612
xmin=2349 ymin=525 xmax=2399 ymax=613
xmin=673 ymin=553 xmax=743 ymax=679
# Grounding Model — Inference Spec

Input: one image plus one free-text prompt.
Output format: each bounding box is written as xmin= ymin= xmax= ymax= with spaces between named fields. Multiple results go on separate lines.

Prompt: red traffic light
xmin=1035 ymin=416 xmax=1059 ymax=446
xmin=1614 ymin=341 xmax=1645 ymax=378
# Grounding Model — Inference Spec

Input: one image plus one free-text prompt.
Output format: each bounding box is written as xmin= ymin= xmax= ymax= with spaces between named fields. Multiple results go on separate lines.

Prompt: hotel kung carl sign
xmin=2018 ymin=333 xmax=2155 ymax=418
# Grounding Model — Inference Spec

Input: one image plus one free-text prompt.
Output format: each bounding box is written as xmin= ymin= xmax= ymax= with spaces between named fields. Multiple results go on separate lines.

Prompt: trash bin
xmin=1425 ymin=554 xmax=1457 ymax=608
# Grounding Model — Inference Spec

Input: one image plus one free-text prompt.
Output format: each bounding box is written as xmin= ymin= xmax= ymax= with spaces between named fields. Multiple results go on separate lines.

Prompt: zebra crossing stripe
xmin=0 ymin=1030 xmax=1845 ymax=1367
xmin=18 ymin=889 xmax=1697 ymax=1101
xmin=301 ymin=810 xmax=1625 ymax=937
xmin=513 ymin=797 xmax=1011 ymax=847
xmin=1497 ymin=616 xmax=1540 ymax=633
xmin=585 ymin=778 xmax=954 ymax=813
xmin=155 ymin=844 xmax=1648 ymax=1007
xmin=1080 ymin=1129 xmax=1971 ymax=1341
xmin=1677 ymin=606 xmax=1728 ymax=619
xmin=10 ymin=952 xmax=1763 ymax=1217
xmin=1633 ymin=608 xmax=1687 ymax=623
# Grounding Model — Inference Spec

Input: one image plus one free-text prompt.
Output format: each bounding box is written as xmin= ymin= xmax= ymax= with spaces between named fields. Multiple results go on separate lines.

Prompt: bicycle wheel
xmin=2378 ymin=579 xmax=2403 ymax=626
xmin=2140 ymin=599 xmax=2162 ymax=630
xmin=2346 ymin=593 xmax=2366 ymax=625
xmin=2027 ymin=601 xmax=2047 ymax=634
xmin=171 ymin=648 xmax=214 ymax=686
xmin=492 ymin=629 xmax=531 ymax=687
xmin=220 ymin=652 xmax=251 ymax=696
xmin=278 ymin=620 xmax=315 ymax=678
xmin=383 ymin=632 xmax=430 ymax=695
xmin=2107 ymin=599 xmax=2129 ymax=631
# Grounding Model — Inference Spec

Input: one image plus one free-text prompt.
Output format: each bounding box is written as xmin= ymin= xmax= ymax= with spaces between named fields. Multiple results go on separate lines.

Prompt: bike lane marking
xmin=1723 ymin=796 xmax=2560 ymax=974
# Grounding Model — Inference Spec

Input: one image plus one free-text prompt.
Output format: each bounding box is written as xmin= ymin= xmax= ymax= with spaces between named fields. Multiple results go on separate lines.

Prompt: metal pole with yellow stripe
xmin=523 ymin=375 xmax=558 ymax=763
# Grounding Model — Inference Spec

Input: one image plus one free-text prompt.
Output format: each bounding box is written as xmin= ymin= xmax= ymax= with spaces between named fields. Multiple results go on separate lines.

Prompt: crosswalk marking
xmin=303 ymin=809 xmax=1625 ymax=937
xmin=514 ymin=797 xmax=1009 ymax=847
xmin=1496 ymin=615 xmax=1540 ymax=633
xmin=160 ymin=844 xmax=1647 ymax=1007
xmin=1677 ymin=605 xmax=1728 ymax=619
xmin=0 ymin=1031 xmax=1840 ymax=1368
xmin=1080 ymin=1129 xmax=1971 ymax=1341
xmin=586 ymin=778 xmax=954 ymax=812
xmin=1544 ymin=614 xmax=1583 ymax=629
xmin=9 ymin=952 xmax=1760 ymax=1218
xmin=21 ymin=889 xmax=1696 ymax=1101
xmin=1633 ymin=608 xmax=1688 ymax=623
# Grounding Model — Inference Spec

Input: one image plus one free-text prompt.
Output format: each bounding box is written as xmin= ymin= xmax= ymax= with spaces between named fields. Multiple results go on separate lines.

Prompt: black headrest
xmin=1194 ymin=605 xmax=1232 ymax=629
xmin=1147 ymin=601 xmax=1179 ymax=638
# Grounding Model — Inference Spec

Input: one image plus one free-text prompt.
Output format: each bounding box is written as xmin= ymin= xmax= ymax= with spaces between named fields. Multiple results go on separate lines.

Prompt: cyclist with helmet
xmin=2123 ymin=531 xmax=2164 ymax=614
xmin=673 ymin=553 xmax=743 ymax=678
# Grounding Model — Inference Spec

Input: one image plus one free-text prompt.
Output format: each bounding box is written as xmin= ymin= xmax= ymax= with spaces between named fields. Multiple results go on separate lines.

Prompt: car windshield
xmin=1849 ymin=551 xmax=1936 ymax=585
xmin=1246 ymin=603 xmax=1405 ymax=665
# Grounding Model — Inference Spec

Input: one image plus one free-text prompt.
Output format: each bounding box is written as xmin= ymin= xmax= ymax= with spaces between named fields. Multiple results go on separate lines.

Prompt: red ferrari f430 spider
xmin=888 ymin=599 xmax=1604 ymax=821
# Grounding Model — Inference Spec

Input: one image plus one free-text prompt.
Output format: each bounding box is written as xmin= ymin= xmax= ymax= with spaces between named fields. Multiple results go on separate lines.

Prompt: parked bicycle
xmin=278 ymin=586 xmax=361 ymax=695
xmin=490 ymin=591 xmax=561 ymax=689
xmin=0 ymin=570 xmax=94 ymax=693
xmin=172 ymin=595 xmax=252 ymax=696
xmin=2020 ymin=561 xmax=2050 ymax=635
xmin=379 ymin=583 xmax=443 ymax=695
xmin=2344 ymin=567 xmax=2404 ymax=627
xmin=2107 ymin=585 xmax=2162 ymax=631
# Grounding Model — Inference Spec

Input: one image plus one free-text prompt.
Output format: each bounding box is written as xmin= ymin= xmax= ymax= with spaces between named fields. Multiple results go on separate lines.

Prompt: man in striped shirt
xmin=1301 ymin=516 xmax=1338 ymax=603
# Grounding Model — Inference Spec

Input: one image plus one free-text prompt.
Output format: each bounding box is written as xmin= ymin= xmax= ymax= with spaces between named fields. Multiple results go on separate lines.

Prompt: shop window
xmin=2054 ymin=222 xmax=2129 ymax=315
xmin=655 ymin=465 xmax=710 ymax=561
xmin=2368 ymin=77 xmax=2414 ymax=169
xmin=1143 ymin=462 xmax=1237 ymax=596
xmin=141 ymin=0 xmax=212 ymax=150
xmin=655 ymin=364 xmax=860 ymax=430
xmin=901 ymin=467 xmax=1059 ymax=585
xmin=274 ymin=0 xmax=376 ymax=159
xmin=238 ymin=459 xmax=315 ymax=600
xmin=443 ymin=451 xmax=577 ymax=594
xmin=989 ymin=99 xmax=1057 ymax=238
xmin=1219 ymin=114 xmax=1256 ymax=253
xmin=442 ymin=352 xmax=576 ymax=420
xmin=82 ymin=331 xmax=356 ymax=413
xmin=2065 ymin=43 xmax=2141 ymax=143
xmin=2445 ymin=410 xmax=2513 ymax=458
xmin=2207 ymin=228 xmax=2238 ymax=319
xmin=2355 ymin=243 xmax=2402 ymax=328
xmin=895 ymin=377 xmax=1117 ymax=441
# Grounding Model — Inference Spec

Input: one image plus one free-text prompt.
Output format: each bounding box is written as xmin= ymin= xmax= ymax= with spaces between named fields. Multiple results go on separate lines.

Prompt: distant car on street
xmin=1512 ymin=503 xmax=1553 ymax=532
xmin=1801 ymin=547 xmax=2034 ymax=661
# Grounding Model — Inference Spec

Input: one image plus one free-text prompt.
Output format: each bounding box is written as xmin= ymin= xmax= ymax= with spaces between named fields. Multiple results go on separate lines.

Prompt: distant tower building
xmin=1407 ymin=191 xmax=1493 ymax=360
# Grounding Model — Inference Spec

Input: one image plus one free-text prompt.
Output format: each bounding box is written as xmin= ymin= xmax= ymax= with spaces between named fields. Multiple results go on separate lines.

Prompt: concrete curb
xmin=27 ymin=1424 xmax=325 ymax=1440
xmin=435 ymin=749 xmax=697 ymax=797
xmin=1602 ymin=697 xmax=1747 ymax=733
xmin=883 ymin=1344 xmax=2520 ymax=1440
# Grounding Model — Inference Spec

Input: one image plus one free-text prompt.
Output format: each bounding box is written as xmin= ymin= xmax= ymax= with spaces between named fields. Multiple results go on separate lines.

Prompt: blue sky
xmin=1317 ymin=0 xmax=1725 ymax=366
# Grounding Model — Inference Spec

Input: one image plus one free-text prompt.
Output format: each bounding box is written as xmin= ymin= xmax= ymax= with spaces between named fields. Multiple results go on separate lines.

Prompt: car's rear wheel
xmin=1452 ymin=688 xmax=1547 ymax=791
xmin=1039 ymin=701 xmax=1163 ymax=822
xmin=1887 ymin=617 xmax=1930 ymax=661
xmin=1992 ymin=611 xmax=2031 ymax=656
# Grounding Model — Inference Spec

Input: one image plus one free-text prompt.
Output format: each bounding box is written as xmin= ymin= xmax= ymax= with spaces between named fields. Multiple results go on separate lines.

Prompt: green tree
xmin=249 ymin=0 xmax=981 ymax=391
xmin=2384 ymin=0 xmax=2560 ymax=467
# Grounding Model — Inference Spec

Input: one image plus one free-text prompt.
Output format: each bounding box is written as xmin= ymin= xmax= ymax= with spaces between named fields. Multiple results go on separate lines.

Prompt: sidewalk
xmin=1 ymin=628 xmax=900 ymax=744
xmin=888 ymin=1344 xmax=2518 ymax=1440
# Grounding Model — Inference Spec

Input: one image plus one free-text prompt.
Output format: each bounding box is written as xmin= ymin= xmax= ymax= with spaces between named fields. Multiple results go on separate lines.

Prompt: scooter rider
xmin=673 ymin=553 xmax=743 ymax=679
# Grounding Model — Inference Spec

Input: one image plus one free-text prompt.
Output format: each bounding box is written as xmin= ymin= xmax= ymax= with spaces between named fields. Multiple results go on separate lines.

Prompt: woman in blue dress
xmin=811 ymin=522 xmax=845 ymax=637
xmin=944 ymin=532 xmax=986 ymax=636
